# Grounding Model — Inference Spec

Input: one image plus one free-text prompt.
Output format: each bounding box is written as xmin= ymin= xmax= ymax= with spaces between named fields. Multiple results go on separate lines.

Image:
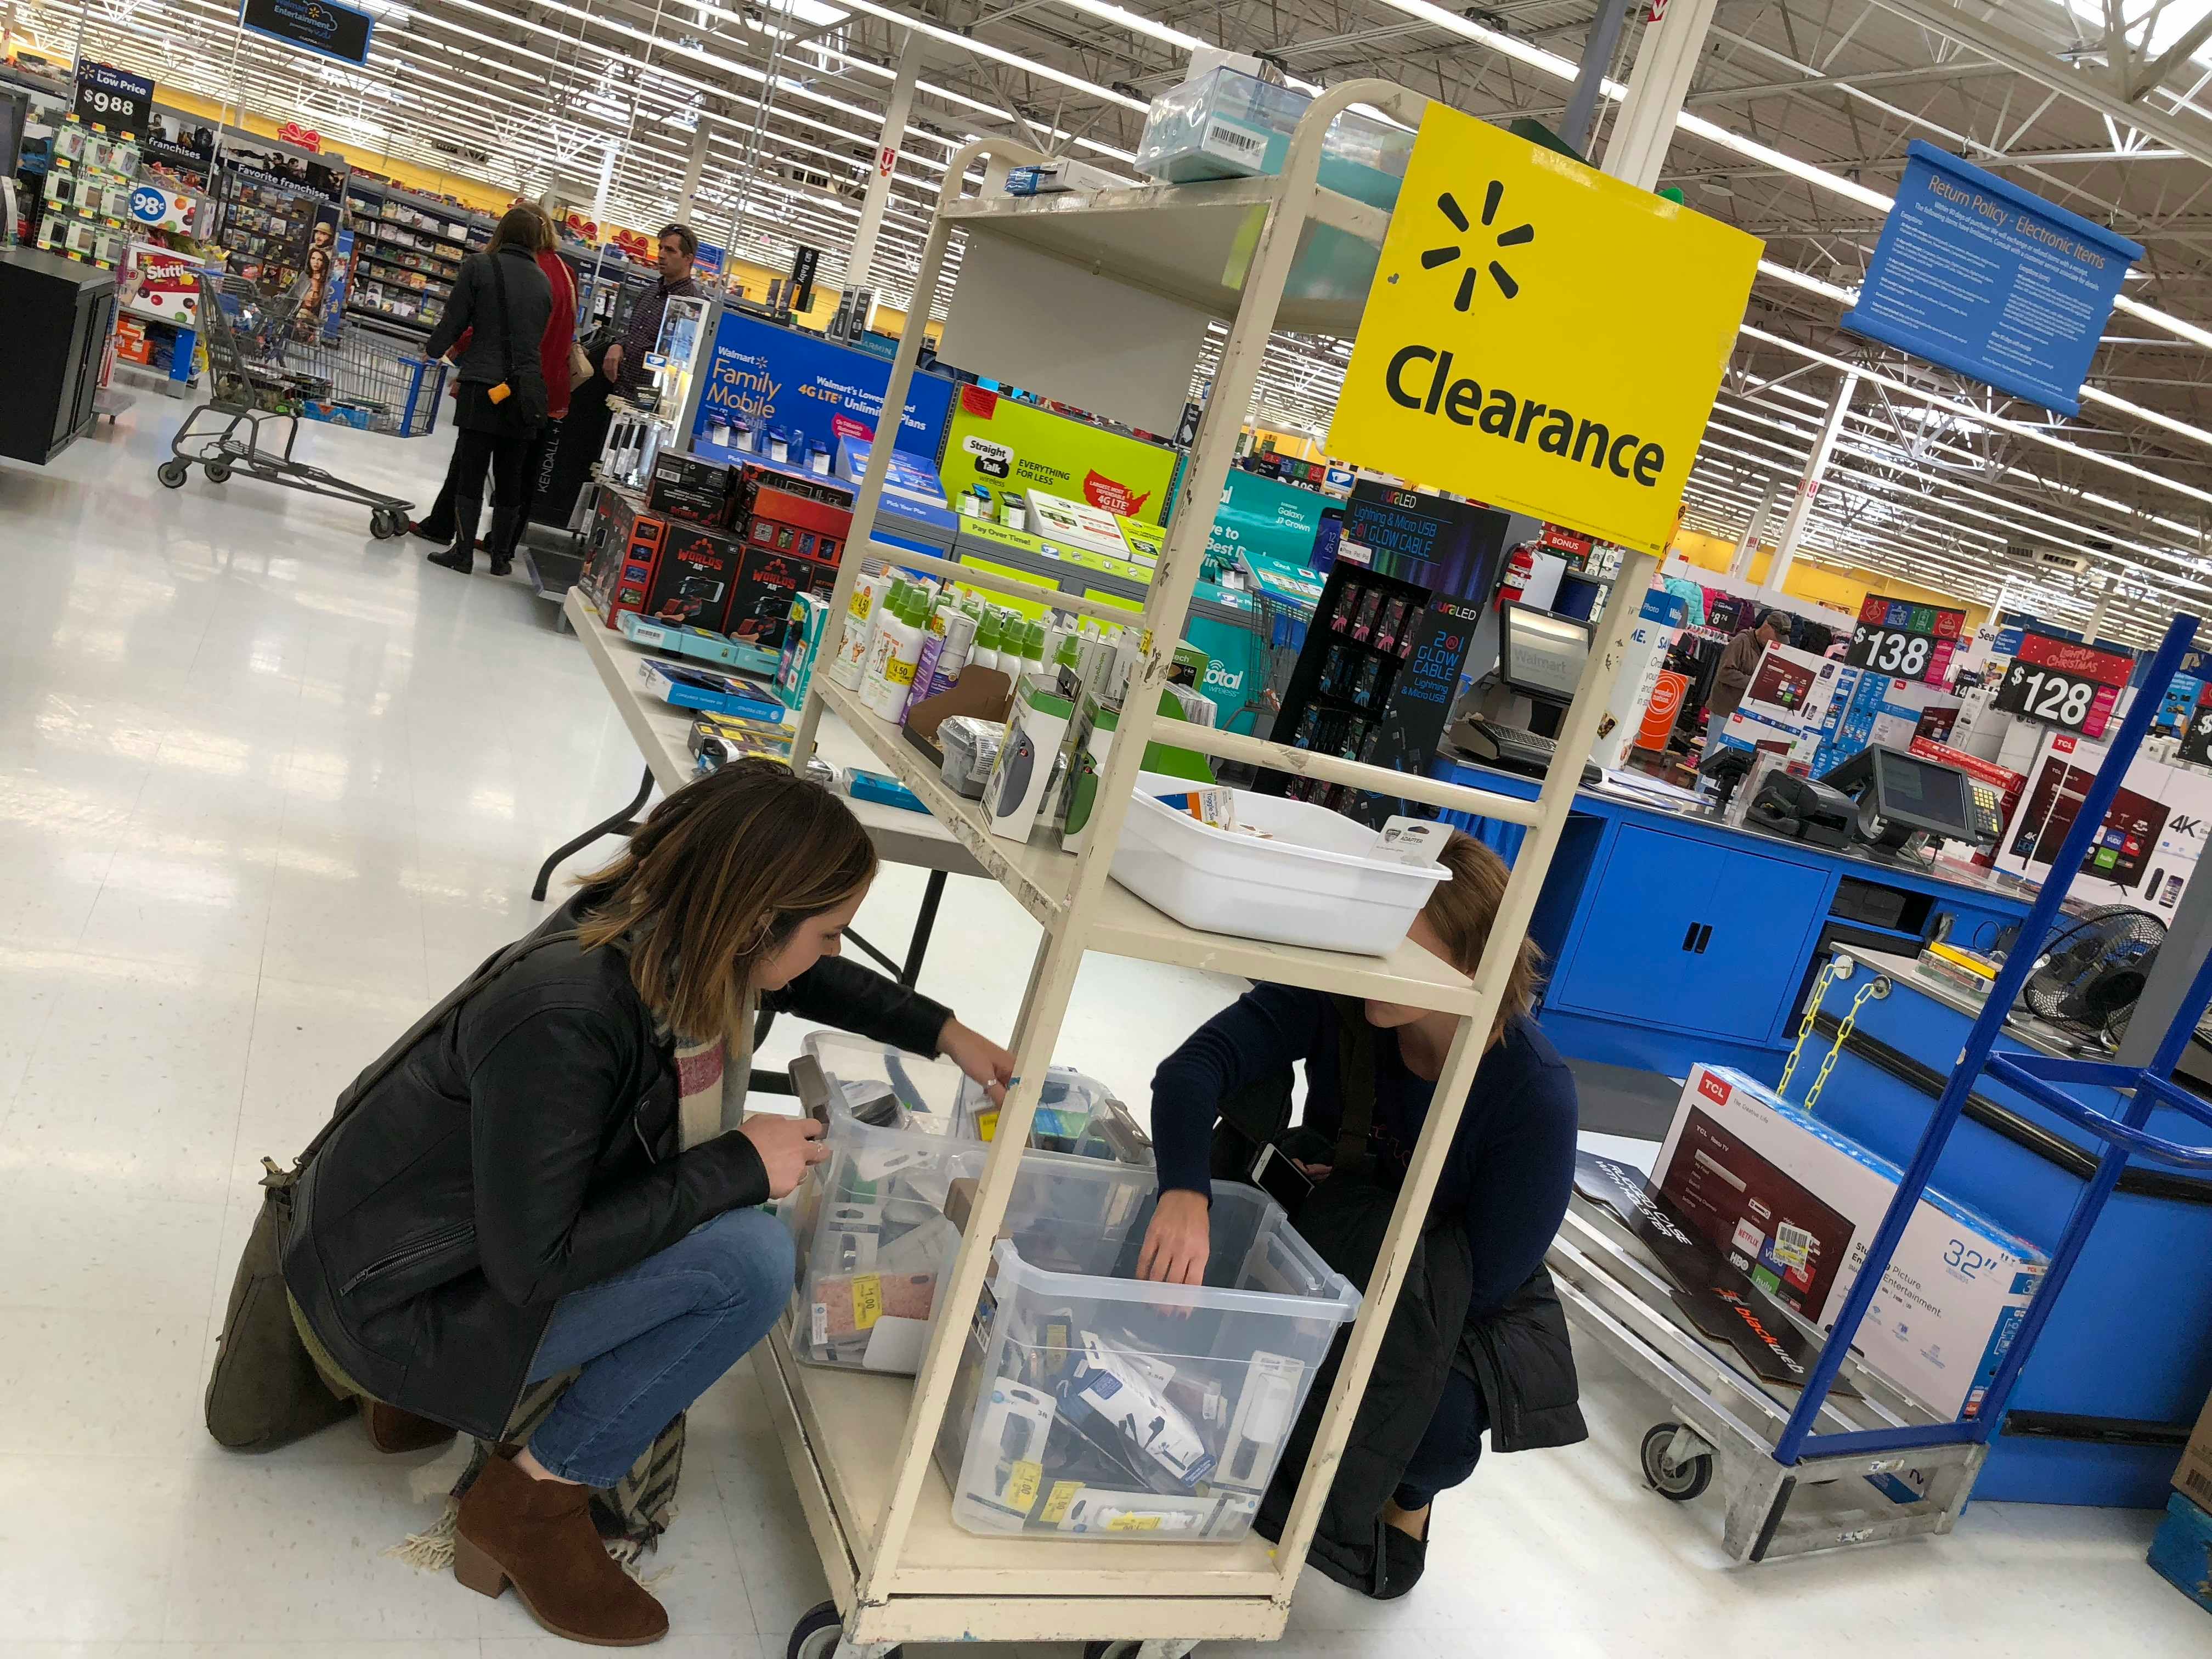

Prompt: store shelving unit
xmin=342 ymin=176 xmax=487 ymax=338
xmin=780 ymin=81 xmax=1657 ymax=1656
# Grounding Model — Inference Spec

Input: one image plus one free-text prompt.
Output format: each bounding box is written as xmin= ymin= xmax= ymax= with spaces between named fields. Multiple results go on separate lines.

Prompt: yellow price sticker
xmin=1329 ymin=105 xmax=1762 ymax=553
xmin=1105 ymin=1512 xmax=1163 ymax=1532
xmin=1003 ymin=1459 xmax=1043 ymax=1511
xmin=1039 ymin=1480 xmax=1083 ymax=1525
xmin=850 ymin=1273 xmax=883 ymax=1330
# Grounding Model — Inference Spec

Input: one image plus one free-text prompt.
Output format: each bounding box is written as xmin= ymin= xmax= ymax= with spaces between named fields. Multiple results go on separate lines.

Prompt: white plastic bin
xmin=935 ymin=1178 xmax=1358 ymax=1542
xmin=1110 ymin=787 xmax=1452 ymax=955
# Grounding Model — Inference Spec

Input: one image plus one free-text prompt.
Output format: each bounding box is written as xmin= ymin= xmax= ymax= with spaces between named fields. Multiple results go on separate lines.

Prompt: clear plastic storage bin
xmin=935 ymin=1177 xmax=1358 ymax=1542
xmin=1135 ymin=68 xmax=1413 ymax=210
xmin=782 ymin=1036 xmax=988 ymax=1374
xmin=785 ymin=1040 xmax=1156 ymax=1374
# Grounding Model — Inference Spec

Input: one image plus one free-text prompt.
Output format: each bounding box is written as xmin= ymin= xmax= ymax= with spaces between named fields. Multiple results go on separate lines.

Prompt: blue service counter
xmin=1796 ymin=947 xmax=2212 ymax=1508
xmin=1427 ymin=752 xmax=2036 ymax=1079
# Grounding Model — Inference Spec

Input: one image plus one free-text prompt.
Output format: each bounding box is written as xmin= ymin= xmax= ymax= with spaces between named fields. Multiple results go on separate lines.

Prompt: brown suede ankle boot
xmin=363 ymin=1400 xmax=457 ymax=1454
xmin=453 ymin=1449 xmax=669 ymax=1646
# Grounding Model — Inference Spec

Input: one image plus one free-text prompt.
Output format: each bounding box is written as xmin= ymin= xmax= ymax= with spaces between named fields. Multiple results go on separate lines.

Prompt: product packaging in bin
xmin=781 ymin=1035 xmax=987 ymax=1375
xmin=1110 ymin=787 xmax=1452 ymax=956
xmin=961 ymin=1065 xmax=1155 ymax=1167
xmin=935 ymin=1178 xmax=1358 ymax=1541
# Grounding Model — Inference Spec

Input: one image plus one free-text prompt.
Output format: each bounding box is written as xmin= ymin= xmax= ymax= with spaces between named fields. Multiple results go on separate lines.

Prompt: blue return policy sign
xmin=1841 ymin=140 xmax=2142 ymax=416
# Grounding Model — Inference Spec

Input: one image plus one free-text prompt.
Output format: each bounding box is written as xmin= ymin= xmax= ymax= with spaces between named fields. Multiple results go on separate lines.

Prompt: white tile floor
xmin=0 ymin=408 xmax=2201 ymax=1658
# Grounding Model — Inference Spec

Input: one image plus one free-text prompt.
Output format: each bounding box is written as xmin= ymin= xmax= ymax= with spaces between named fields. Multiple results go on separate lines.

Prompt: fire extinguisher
xmin=1497 ymin=539 xmax=1538 ymax=610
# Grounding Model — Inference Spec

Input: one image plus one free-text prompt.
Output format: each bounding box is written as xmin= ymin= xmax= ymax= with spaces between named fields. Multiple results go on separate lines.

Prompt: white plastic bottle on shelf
xmin=863 ymin=584 xmax=926 ymax=719
xmin=969 ymin=609 xmax=1003 ymax=676
xmin=830 ymin=572 xmax=891 ymax=691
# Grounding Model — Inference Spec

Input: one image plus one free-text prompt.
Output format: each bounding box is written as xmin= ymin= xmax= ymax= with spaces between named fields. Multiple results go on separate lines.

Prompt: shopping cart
xmin=157 ymin=271 xmax=417 ymax=539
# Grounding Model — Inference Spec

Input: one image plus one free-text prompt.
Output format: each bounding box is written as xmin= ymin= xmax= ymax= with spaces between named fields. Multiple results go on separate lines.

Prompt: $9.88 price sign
xmin=1993 ymin=630 xmax=2133 ymax=738
xmin=71 ymin=62 xmax=153 ymax=139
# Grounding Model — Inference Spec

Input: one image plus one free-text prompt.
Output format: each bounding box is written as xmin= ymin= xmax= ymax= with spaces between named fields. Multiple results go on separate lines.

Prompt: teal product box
xmin=635 ymin=658 xmax=784 ymax=721
xmin=778 ymin=592 xmax=832 ymax=712
xmin=2148 ymin=1493 xmax=2212 ymax=1617
xmin=619 ymin=610 xmax=777 ymax=674
xmin=1134 ymin=67 xmax=1410 ymax=209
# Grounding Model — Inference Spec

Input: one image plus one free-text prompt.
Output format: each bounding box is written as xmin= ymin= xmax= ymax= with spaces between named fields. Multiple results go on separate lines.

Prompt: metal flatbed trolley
xmin=1551 ymin=612 xmax=2212 ymax=1565
xmin=772 ymin=83 xmax=1655 ymax=1658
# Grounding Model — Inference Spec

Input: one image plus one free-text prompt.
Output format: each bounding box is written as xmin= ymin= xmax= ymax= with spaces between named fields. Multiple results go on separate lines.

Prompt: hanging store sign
xmin=1841 ymin=142 xmax=2141 ymax=417
xmin=694 ymin=307 xmax=955 ymax=459
xmin=276 ymin=122 xmax=323 ymax=152
xmin=1842 ymin=596 xmax=1968 ymax=686
xmin=72 ymin=62 xmax=152 ymax=139
xmin=1329 ymin=105 xmax=1760 ymax=555
xmin=941 ymin=386 xmax=1179 ymax=528
xmin=1992 ymin=629 xmax=2134 ymax=738
xmin=239 ymin=0 xmax=376 ymax=66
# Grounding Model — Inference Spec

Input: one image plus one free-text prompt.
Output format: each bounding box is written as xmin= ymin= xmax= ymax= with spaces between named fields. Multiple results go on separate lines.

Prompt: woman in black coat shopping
xmin=422 ymin=205 xmax=553 ymax=575
xmin=283 ymin=760 xmax=1015 ymax=1645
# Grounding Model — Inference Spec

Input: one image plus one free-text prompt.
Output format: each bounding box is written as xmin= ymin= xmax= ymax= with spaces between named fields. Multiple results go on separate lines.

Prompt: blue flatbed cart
xmin=1549 ymin=612 xmax=2212 ymax=1561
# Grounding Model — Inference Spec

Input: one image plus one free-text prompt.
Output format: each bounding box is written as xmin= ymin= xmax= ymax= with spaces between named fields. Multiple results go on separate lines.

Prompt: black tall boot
xmin=428 ymin=491 xmax=479 ymax=574
xmin=486 ymin=499 xmax=520 ymax=578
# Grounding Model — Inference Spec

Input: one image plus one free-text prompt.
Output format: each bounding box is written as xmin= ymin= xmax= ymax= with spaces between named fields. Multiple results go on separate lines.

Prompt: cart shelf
xmin=758 ymin=1330 xmax=1282 ymax=1603
xmin=813 ymin=674 xmax=1486 ymax=1013
xmin=942 ymin=172 xmax=1391 ymax=336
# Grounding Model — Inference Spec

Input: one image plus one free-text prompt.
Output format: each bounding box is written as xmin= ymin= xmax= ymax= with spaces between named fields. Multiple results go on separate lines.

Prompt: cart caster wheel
xmin=788 ymin=1599 xmax=899 ymax=1659
xmin=156 ymin=460 xmax=189 ymax=489
xmin=369 ymin=511 xmax=396 ymax=540
xmin=1085 ymin=1643 xmax=1155 ymax=1659
xmin=205 ymin=461 xmax=232 ymax=484
xmin=1641 ymin=1421 xmax=1713 ymax=1502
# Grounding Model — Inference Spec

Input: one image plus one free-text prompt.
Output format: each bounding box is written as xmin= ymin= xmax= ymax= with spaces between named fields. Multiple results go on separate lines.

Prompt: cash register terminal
xmin=1453 ymin=603 xmax=1593 ymax=777
xmin=1820 ymin=745 xmax=2000 ymax=850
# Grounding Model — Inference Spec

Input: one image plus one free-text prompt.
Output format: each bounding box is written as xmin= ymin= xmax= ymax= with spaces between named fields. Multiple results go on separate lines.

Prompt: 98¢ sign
xmin=1993 ymin=630 xmax=2133 ymax=738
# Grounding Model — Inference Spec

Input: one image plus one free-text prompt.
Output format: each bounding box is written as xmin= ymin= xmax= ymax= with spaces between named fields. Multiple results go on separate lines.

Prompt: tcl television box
xmin=1656 ymin=1064 xmax=2047 ymax=1420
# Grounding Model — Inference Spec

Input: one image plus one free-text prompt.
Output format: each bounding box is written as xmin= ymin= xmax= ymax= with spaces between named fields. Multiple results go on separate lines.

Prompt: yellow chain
xmin=1802 ymin=981 xmax=1883 ymax=1114
xmin=1776 ymin=959 xmax=1840 ymax=1101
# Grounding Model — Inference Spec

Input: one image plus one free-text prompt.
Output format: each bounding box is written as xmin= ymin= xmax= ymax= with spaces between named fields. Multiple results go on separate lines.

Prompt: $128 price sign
xmin=1991 ymin=630 xmax=2133 ymax=738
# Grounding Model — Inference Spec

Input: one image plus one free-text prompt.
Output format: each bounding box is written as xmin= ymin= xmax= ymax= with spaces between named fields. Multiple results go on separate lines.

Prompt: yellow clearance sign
xmin=1329 ymin=107 xmax=1763 ymax=554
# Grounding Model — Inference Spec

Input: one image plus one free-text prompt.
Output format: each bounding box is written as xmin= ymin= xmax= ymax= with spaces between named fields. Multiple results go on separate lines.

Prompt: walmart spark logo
xmin=1422 ymin=183 xmax=1534 ymax=310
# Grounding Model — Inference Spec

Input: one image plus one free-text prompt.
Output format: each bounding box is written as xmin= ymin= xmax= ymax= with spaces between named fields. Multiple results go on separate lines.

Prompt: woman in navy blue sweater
xmin=1139 ymin=831 xmax=1583 ymax=1598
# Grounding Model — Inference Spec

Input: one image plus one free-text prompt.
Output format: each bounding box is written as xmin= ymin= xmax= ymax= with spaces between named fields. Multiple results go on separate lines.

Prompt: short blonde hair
xmin=1419 ymin=831 xmax=1545 ymax=1042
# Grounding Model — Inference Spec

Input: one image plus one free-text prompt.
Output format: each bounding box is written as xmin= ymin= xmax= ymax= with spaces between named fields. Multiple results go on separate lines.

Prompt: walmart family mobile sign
xmin=1329 ymin=106 xmax=1762 ymax=555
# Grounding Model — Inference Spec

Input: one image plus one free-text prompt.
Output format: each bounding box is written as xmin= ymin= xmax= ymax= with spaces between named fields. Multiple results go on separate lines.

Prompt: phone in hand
xmin=1251 ymin=1143 xmax=1315 ymax=1214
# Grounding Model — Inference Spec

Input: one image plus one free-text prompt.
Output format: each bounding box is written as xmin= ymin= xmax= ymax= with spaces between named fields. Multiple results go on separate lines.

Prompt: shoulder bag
xmin=485 ymin=252 xmax=550 ymax=427
xmin=204 ymin=929 xmax=580 ymax=1451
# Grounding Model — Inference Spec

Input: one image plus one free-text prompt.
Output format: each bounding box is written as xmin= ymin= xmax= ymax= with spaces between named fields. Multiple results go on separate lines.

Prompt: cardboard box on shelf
xmin=2177 ymin=1386 xmax=2212 ymax=1511
xmin=1655 ymin=1064 xmax=2048 ymax=1421
xmin=641 ymin=522 xmax=744 ymax=633
xmin=644 ymin=451 xmax=731 ymax=524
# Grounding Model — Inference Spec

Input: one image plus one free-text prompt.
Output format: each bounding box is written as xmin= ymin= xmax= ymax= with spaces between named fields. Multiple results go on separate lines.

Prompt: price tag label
xmin=1844 ymin=623 xmax=1934 ymax=680
xmin=849 ymin=1272 xmax=883 ymax=1331
xmin=1003 ymin=1459 xmax=1043 ymax=1511
xmin=1039 ymin=1480 xmax=1082 ymax=1525
xmin=71 ymin=61 xmax=153 ymax=139
xmin=1991 ymin=630 xmax=2133 ymax=737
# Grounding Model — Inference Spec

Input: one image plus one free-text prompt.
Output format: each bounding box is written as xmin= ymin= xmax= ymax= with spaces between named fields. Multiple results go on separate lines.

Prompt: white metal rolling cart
xmin=776 ymin=80 xmax=1658 ymax=1659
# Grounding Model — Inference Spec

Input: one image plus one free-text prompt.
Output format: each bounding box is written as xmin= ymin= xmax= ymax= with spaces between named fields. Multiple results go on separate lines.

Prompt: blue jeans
xmin=522 ymin=1205 xmax=794 ymax=1488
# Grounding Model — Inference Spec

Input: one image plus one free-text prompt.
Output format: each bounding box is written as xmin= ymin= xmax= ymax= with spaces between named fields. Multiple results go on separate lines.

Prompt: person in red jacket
xmin=409 ymin=205 xmax=585 ymax=574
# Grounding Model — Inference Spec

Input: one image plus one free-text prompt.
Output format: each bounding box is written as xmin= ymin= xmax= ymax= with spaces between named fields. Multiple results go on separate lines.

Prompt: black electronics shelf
xmin=1260 ymin=562 xmax=1427 ymax=815
xmin=353 ymin=251 xmax=451 ymax=287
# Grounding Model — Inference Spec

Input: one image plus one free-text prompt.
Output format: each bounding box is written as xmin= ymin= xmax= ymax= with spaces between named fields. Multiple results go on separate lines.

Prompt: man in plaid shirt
xmin=602 ymin=223 xmax=702 ymax=400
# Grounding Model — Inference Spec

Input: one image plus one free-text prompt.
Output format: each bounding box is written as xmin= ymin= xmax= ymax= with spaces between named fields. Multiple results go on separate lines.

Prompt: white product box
xmin=1025 ymin=489 xmax=1132 ymax=560
xmin=1655 ymin=1064 xmax=2048 ymax=1420
xmin=1712 ymin=644 xmax=1847 ymax=772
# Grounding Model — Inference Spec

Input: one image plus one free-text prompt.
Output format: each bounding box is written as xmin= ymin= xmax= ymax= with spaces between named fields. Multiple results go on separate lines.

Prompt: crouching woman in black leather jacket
xmin=283 ymin=759 xmax=1013 ymax=1647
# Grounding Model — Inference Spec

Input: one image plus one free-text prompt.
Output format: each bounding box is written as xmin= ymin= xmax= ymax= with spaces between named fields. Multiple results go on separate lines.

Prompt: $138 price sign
xmin=1991 ymin=630 xmax=2133 ymax=738
xmin=1843 ymin=597 xmax=1966 ymax=685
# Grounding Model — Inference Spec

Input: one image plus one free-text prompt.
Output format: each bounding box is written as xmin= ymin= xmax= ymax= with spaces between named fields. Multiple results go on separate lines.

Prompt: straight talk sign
xmin=1329 ymin=105 xmax=1763 ymax=555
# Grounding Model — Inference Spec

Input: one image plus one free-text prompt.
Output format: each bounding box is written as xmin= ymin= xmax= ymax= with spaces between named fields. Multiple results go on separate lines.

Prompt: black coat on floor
xmin=283 ymin=889 xmax=952 ymax=1441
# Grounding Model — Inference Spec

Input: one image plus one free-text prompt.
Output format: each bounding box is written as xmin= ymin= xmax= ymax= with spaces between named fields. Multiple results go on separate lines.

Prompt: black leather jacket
xmin=283 ymin=893 xmax=951 ymax=1440
xmin=425 ymin=242 xmax=552 ymax=392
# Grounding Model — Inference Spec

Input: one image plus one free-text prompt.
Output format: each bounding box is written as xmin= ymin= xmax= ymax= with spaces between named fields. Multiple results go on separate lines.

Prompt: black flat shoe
xmin=488 ymin=555 xmax=514 ymax=577
xmin=408 ymin=519 xmax=452 ymax=542
xmin=1375 ymin=1513 xmax=1430 ymax=1601
xmin=427 ymin=545 xmax=473 ymax=574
